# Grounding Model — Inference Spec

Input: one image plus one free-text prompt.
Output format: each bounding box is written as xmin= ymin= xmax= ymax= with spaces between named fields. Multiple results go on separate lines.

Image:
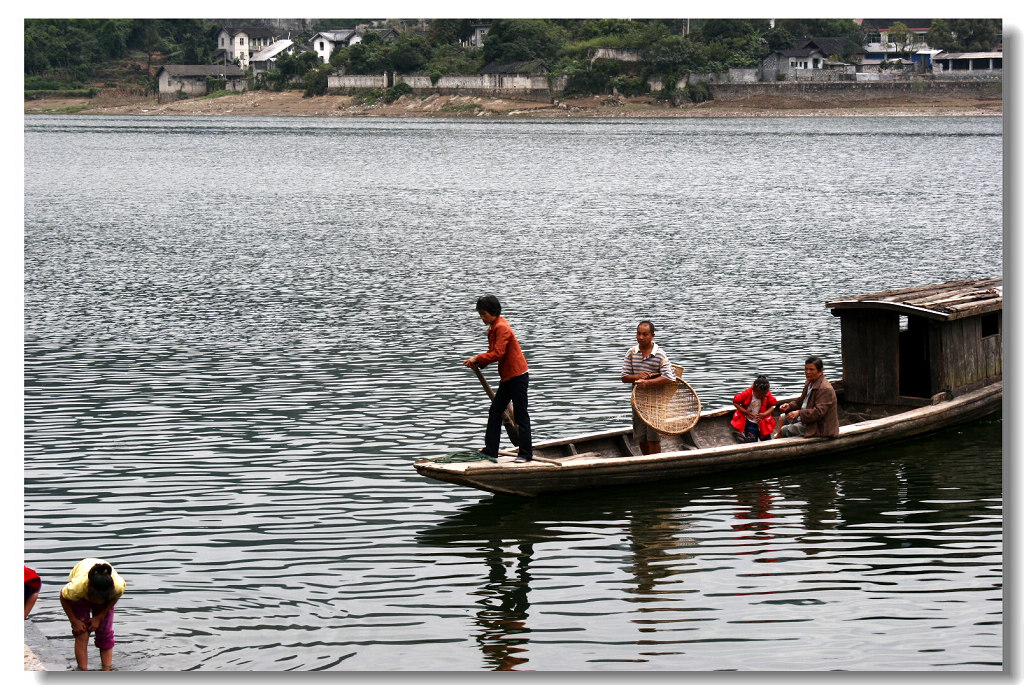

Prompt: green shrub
xmin=609 ymin=75 xmax=649 ymax=97
xmin=381 ymin=81 xmax=413 ymax=103
xmin=359 ymin=88 xmax=384 ymax=104
xmin=302 ymin=68 xmax=329 ymax=97
xmin=205 ymin=76 xmax=226 ymax=92
xmin=429 ymin=70 xmax=443 ymax=86
xmin=440 ymin=102 xmax=482 ymax=113
xmin=25 ymin=76 xmax=82 ymax=90
xmin=24 ymin=88 xmax=96 ymax=99
xmin=682 ymin=81 xmax=712 ymax=103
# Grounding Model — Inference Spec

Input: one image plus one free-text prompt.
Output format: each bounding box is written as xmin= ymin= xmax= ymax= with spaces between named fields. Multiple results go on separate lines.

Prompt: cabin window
xmin=899 ymin=315 xmax=909 ymax=331
xmin=981 ymin=312 xmax=1000 ymax=338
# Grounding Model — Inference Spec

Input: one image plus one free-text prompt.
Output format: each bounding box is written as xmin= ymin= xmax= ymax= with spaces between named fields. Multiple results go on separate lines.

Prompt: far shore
xmin=24 ymin=89 xmax=1002 ymax=119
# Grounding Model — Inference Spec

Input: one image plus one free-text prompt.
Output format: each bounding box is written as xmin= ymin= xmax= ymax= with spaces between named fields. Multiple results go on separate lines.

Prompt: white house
xmin=250 ymin=39 xmax=295 ymax=75
xmin=216 ymin=26 xmax=282 ymax=68
xmin=310 ymin=29 xmax=362 ymax=63
xmin=467 ymin=22 xmax=490 ymax=47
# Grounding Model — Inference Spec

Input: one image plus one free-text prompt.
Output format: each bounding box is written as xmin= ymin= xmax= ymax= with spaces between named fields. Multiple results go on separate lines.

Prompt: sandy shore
xmin=25 ymin=644 xmax=45 ymax=671
xmin=25 ymin=90 xmax=1002 ymax=118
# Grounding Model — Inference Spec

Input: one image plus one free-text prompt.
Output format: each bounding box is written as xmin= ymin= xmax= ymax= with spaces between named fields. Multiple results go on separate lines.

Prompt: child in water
xmin=730 ymin=375 xmax=777 ymax=442
xmin=59 ymin=558 xmax=126 ymax=670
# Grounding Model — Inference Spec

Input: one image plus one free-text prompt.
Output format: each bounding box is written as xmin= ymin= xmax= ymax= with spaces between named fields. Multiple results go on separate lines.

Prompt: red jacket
xmin=474 ymin=316 xmax=529 ymax=381
xmin=730 ymin=387 xmax=778 ymax=437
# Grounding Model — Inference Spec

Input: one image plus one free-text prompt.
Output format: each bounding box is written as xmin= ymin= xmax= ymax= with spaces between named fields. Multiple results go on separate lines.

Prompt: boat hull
xmin=414 ymin=382 xmax=1001 ymax=497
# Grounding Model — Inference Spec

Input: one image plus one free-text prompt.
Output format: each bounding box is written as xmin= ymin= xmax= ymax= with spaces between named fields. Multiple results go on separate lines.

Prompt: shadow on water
xmin=416 ymin=414 xmax=1001 ymax=670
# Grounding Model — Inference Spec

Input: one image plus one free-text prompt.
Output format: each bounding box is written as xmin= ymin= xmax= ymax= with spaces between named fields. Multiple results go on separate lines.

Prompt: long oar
xmin=469 ymin=364 xmax=520 ymax=446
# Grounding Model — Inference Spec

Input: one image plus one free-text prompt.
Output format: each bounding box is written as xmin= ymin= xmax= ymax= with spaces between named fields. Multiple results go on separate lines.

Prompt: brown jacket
xmin=793 ymin=374 xmax=840 ymax=438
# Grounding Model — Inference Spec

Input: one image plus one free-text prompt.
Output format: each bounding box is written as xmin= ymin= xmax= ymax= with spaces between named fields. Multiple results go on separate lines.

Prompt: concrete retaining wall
xmin=329 ymin=72 xmax=568 ymax=101
xmin=327 ymin=74 xmax=387 ymax=89
xmin=709 ymin=80 xmax=1002 ymax=102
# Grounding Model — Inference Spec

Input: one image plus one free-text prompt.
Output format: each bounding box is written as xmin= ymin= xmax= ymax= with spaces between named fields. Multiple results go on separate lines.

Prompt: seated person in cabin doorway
xmin=621 ymin=320 xmax=676 ymax=455
xmin=773 ymin=356 xmax=840 ymax=439
xmin=730 ymin=375 xmax=777 ymax=442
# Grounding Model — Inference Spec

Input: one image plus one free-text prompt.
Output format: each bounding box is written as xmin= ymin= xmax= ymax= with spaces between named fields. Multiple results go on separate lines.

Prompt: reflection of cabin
xmin=826 ymin=278 xmax=1002 ymax=406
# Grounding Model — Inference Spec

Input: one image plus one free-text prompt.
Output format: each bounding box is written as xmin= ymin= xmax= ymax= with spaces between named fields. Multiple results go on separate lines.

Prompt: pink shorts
xmin=69 ymin=600 xmax=115 ymax=650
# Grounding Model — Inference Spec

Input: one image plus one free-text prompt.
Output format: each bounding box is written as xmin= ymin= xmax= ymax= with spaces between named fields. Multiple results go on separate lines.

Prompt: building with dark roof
xmin=157 ymin=64 xmax=246 ymax=99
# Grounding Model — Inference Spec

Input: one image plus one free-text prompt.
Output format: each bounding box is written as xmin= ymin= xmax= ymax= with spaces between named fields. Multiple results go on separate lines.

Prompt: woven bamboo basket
xmin=631 ymin=364 xmax=701 ymax=436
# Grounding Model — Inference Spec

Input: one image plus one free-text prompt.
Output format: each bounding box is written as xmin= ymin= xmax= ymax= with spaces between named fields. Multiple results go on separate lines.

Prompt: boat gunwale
xmin=413 ymin=381 xmax=1001 ymax=484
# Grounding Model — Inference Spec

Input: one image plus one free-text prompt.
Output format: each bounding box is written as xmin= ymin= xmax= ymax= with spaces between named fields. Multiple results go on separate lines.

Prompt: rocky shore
xmin=25 ymin=89 xmax=1002 ymax=118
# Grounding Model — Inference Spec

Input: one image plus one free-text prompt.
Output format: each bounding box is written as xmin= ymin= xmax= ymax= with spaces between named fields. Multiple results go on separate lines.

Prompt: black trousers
xmin=485 ymin=372 xmax=532 ymax=458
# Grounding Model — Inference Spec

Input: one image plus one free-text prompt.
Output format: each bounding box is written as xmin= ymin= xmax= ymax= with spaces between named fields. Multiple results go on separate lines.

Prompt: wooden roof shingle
xmin=826 ymin=278 xmax=1002 ymax=320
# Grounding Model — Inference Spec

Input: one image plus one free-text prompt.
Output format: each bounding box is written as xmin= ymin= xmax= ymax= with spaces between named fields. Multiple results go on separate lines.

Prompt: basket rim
xmin=631 ymin=377 xmax=702 ymax=435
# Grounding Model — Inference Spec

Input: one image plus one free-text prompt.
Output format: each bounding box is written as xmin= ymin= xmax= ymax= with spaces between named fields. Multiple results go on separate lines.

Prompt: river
xmin=23 ymin=114 xmax=1002 ymax=670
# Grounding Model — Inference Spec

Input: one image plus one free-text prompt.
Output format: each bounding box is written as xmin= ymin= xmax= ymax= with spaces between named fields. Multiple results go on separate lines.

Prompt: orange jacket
xmin=475 ymin=316 xmax=529 ymax=381
xmin=730 ymin=386 xmax=778 ymax=437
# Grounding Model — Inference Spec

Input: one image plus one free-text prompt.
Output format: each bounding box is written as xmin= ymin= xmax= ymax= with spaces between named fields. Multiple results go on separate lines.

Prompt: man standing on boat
xmin=774 ymin=356 xmax=840 ymax=439
xmin=463 ymin=295 xmax=533 ymax=463
xmin=621 ymin=320 xmax=677 ymax=454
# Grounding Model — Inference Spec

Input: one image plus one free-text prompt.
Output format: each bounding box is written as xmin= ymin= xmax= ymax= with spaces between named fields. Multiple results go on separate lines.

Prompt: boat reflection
xmin=414 ymin=417 xmax=1000 ymax=669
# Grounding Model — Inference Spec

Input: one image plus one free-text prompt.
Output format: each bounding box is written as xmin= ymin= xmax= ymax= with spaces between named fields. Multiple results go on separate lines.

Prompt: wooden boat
xmin=415 ymin=279 xmax=1002 ymax=497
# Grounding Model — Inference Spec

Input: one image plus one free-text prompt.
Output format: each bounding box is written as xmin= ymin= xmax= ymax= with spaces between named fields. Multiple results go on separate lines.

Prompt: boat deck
xmin=522 ymin=399 xmax=909 ymax=465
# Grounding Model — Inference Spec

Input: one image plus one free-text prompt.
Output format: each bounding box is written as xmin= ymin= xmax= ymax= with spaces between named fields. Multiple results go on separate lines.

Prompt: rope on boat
xmin=430 ymin=450 xmax=497 ymax=463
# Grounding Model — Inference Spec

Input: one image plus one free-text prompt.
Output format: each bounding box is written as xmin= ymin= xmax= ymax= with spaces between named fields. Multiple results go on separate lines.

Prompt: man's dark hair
xmin=476 ymin=295 xmax=501 ymax=317
xmin=805 ymin=356 xmax=824 ymax=371
xmin=638 ymin=320 xmax=655 ymax=334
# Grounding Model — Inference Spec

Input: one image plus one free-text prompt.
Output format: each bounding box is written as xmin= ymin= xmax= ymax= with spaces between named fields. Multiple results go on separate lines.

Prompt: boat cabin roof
xmin=826 ymin=278 xmax=1002 ymax=321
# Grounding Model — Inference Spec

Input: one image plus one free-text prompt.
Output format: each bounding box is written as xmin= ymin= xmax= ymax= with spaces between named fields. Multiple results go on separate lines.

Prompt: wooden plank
xmin=827 ymin=278 xmax=1001 ymax=320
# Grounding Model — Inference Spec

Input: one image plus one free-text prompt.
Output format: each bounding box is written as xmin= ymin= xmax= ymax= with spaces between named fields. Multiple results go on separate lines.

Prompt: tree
xmin=642 ymin=34 xmax=709 ymax=74
xmin=429 ymin=19 xmax=473 ymax=45
xmin=696 ymin=18 xmax=764 ymax=42
xmin=389 ymin=32 xmax=431 ymax=72
xmin=763 ymin=27 xmax=795 ymax=53
xmin=887 ymin=21 xmax=913 ymax=56
xmin=425 ymin=43 xmax=484 ymax=75
xmin=341 ymin=33 xmax=392 ymax=74
xmin=925 ymin=19 xmax=957 ymax=51
xmin=775 ymin=18 xmax=863 ymax=44
xmin=928 ymin=19 xmax=1000 ymax=52
xmin=482 ymin=19 xmax=566 ymax=64
xmin=275 ymin=50 xmax=320 ymax=77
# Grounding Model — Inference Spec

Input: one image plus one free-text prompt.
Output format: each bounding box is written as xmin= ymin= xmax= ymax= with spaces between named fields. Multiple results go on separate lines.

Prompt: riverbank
xmin=24 ymin=88 xmax=1002 ymax=118
xmin=25 ymin=645 xmax=45 ymax=671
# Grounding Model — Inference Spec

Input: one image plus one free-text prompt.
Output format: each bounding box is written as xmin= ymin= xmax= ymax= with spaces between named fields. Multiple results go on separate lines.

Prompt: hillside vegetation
xmin=25 ymin=18 xmax=1001 ymax=99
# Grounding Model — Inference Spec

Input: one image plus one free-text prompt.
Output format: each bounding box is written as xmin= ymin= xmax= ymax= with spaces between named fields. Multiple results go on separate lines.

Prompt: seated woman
xmin=730 ymin=375 xmax=777 ymax=442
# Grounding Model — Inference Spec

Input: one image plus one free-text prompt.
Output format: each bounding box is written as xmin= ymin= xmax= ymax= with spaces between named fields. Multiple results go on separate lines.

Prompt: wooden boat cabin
xmin=826 ymin=278 xmax=1002 ymax=406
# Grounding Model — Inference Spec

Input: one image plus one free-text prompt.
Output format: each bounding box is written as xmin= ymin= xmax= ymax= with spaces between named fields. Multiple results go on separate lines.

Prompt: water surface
xmin=24 ymin=115 xmax=1002 ymax=670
